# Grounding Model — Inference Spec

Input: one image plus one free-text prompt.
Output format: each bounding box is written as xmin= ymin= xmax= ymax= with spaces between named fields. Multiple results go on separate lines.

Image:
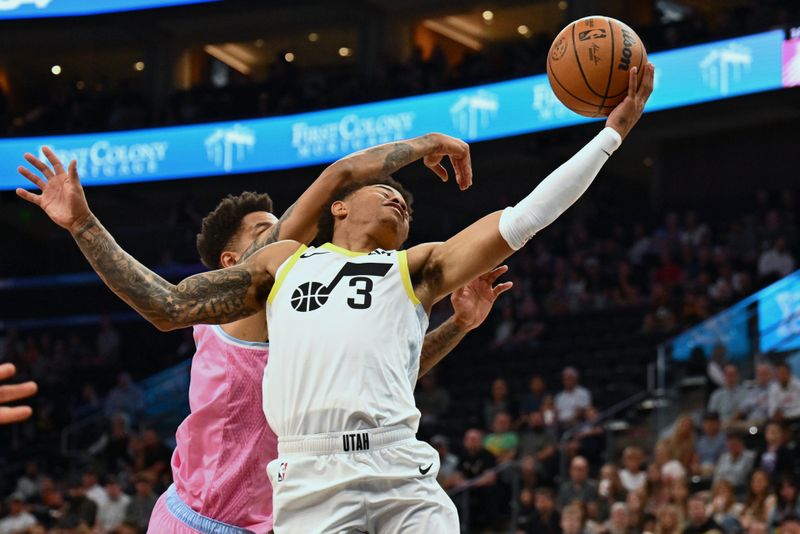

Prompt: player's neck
xmin=221 ymin=313 xmax=268 ymax=343
xmin=331 ymin=227 xmax=390 ymax=253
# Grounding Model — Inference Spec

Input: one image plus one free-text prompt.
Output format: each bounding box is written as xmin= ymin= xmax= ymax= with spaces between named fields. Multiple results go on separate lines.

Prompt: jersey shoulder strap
xmin=267 ymin=244 xmax=308 ymax=305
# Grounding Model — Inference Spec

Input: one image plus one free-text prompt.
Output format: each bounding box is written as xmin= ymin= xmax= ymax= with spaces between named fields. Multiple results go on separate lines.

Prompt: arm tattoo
xmin=418 ymin=318 xmax=468 ymax=379
xmin=382 ymin=143 xmax=415 ymax=175
xmin=72 ymin=215 xmax=264 ymax=328
xmin=239 ymin=202 xmax=297 ymax=262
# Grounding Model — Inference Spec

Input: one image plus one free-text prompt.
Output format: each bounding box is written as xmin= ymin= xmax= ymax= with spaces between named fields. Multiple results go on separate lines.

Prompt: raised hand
xmin=451 ymin=265 xmax=513 ymax=331
xmin=0 ymin=363 xmax=37 ymax=425
xmin=422 ymin=133 xmax=473 ymax=191
xmin=606 ymin=62 xmax=655 ymax=140
xmin=16 ymin=147 xmax=92 ymax=233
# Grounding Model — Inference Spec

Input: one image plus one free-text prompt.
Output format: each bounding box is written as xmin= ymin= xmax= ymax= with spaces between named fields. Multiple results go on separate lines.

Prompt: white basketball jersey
xmin=263 ymin=242 xmax=428 ymax=437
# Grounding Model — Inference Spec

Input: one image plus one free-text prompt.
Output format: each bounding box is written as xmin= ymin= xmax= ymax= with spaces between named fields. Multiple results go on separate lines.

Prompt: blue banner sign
xmin=670 ymin=300 xmax=752 ymax=361
xmin=0 ymin=0 xmax=218 ymax=19
xmin=0 ymin=30 xmax=783 ymax=190
xmin=759 ymin=271 xmax=800 ymax=352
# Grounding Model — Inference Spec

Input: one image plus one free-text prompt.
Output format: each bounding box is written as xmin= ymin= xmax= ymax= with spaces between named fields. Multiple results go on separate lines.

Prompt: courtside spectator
xmin=484 ymin=411 xmax=519 ymax=462
xmin=714 ymin=433 xmax=756 ymax=492
xmin=769 ymin=363 xmax=800 ymax=422
xmin=124 ymin=476 xmax=157 ymax=532
xmin=95 ymin=477 xmax=131 ymax=534
xmin=695 ymin=412 xmax=727 ymax=476
xmin=558 ymin=456 xmax=599 ymax=508
xmin=708 ymin=364 xmax=746 ymax=424
xmin=453 ymin=428 xmax=498 ymax=530
xmin=555 ymin=367 xmax=592 ymax=427
xmin=519 ymin=411 xmax=558 ymax=481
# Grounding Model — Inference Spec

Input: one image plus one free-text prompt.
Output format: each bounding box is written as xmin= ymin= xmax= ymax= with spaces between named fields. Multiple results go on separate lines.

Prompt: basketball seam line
xmin=606 ymin=44 xmax=646 ymax=99
xmin=599 ymin=17 xmax=615 ymax=114
xmin=571 ymin=22 xmax=606 ymax=99
xmin=547 ymin=57 xmax=613 ymax=111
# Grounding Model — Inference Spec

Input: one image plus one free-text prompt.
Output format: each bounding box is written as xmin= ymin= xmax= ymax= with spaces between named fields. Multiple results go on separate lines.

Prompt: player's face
xmin=346 ymin=185 xmax=410 ymax=248
xmin=220 ymin=211 xmax=278 ymax=268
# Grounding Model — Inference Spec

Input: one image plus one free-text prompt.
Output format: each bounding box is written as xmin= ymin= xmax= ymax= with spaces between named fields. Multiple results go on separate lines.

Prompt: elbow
xmin=326 ymin=159 xmax=355 ymax=185
xmin=148 ymin=317 xmax=177 ymax=332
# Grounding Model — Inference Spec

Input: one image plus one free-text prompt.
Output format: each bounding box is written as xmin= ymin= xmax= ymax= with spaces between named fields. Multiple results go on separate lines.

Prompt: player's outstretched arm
xmin=16 ymin=148 xmax=298 ymax=331
xmin=409 ymin=64 xmax=654 ymax=309
xmin=240 ymin=132 xmax=473 ymax=260
xmin=418 ymin=266 xmax=512 ymax=379
xmin=0 ymin=364 xmax=37 ymax=425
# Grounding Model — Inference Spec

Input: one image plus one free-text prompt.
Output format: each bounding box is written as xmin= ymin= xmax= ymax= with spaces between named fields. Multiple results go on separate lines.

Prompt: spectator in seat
xmin=741 ymin=469 xmax=776 ymax=531
xmin=714 ymin=433 xmax=756 ymax=492
xmin=519 ymin=374 xmax=548 ymax=418
xmin=655 ymin=503 xmax=683 ymax=534
xmin=484 ymin=411 xmax=519 ymax=462
xmin=604 ymin=502 xmax=633 ymax=534
xmin=57 ymin=479 xmax=98 ymax=531
xmin=769 ymin=477 xmax=800 ymax=529
xmin=94 ymin=477 xmax=130 ymax=534
xmin=599 ymin=464 xmax=628 ymax=511
xmin=518 ymin=410 xmax=558 ymax=482
xmin=758 ymin=237 xmax=795 ymax=281
xmin=415 ymin=372 xmax=450 ymax=436
xmin=96 ymin=315 xmax=121 ymax=365
xmin=683 ymin=493 xmax=722 ymax=534
xmin=555 ymin=366 xmax=592 ymax=428
xmin=708 ymin=479 xmax=744 ymax=533
xmin=620 ymin=446 xmax=646 ymax=493
xmin=734 ymin=361 xmax=774 ymax=428
xmin=81 ymin=470 xmax=107 ymax=507
xmin=483 ymin=377 xmax=515 ymax=428
xmin=781 ymin=515 xmax=800 ymax=534
xmin=0 ymin=494 xmax=37 ymax=534
xmin=431 ymin=435 xmax=459 ymax=491
xmin=105 ymin=372 xmax=144 ymax=421
xmin=558 ymin=456 xmax=599 ymax=508
xmin=526 ymin=487 xmax=561 ymax=534
xmin=452 ymin=428 xmax=497 ymax=530
xmin=695 ymin=412 xmax=727 ymax=477
xmin=708 ymin=364 xmax=746 ymax=425
xmin=769 ymin=362 xmax=800 ymax=423
xmin=661 ymin=414 xmax=696 ymax=469
xmin=561 ymin=503 xmax=590 ymax=534
xmin=753 ymin=421 xmax=794 ymax=481
xmin=14 ymin=461 xmax=43 ymax=501
xmin=124 ymin=475 xmax=157 ymax=533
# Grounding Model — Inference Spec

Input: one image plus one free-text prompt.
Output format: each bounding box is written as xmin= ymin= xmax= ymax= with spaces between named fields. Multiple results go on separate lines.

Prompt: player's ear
xmin=220 ymin=250 xmax=239 ymax=268
xmin=331 ymin=200 xmax=348 ymax=219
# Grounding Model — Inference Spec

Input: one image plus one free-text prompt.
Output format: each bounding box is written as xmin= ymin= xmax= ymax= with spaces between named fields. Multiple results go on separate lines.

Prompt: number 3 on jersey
xmin=290 ymin=263 xmax=391 ymax=312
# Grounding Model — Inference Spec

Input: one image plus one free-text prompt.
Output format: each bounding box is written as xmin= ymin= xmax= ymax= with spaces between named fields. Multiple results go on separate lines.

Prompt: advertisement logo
xmin=47 ymin=140 xmax=169 ymax=180
xmin=783 ymin=38 xmax=800 ymax=87
xmin=450 ymin=90 xmax=499 ymax=139
xmin=699 ymin=42 xmax=752 ymax=95
xmin=775 ymin=291 xmax=800 ymax=342
xmin=0 ymin=0 xmax=50 ymax=10
xmin=205 ymin=124 xmax=256 ymax=172
xmin=291 ymin=112 xmax=415 ymax=159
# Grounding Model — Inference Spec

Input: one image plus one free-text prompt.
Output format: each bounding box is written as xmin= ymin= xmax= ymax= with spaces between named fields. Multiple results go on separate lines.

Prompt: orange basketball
xmin=546 ymin=16 xmax=647 ymax=117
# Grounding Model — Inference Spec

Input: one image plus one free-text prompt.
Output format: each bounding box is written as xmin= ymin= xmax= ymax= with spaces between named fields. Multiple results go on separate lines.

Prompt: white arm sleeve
xmin=498 ymin=127 xmax=622 ymax=250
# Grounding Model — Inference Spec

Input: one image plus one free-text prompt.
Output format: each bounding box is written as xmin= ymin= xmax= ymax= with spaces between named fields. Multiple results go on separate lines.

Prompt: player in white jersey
xmin=19 ymin=63 xmax=654 ymax=531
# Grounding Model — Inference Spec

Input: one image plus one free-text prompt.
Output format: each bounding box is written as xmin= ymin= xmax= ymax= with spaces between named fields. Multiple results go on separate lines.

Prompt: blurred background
xmin=0 ymin=0 xmax=799 ymax=533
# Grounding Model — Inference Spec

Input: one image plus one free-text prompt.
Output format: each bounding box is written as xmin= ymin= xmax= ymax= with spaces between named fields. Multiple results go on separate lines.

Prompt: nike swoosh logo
xmin=300 ymin=251 xmax=330 ymax=258
xmin=419 ymin=463 xmax=433 ymax=475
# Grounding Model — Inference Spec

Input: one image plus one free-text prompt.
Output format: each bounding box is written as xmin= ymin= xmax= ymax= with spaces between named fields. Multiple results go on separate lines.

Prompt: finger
xmin=492 ymin=281 xmax=514 ymax=298
xmin=639 ymin=63 xmax=655 ymax=101
xmin=0 ymin=363 xmax=16 ymax=381
xmin=17 ymin=166 xmax=46 ymax=190
xmin=627 ymin=66 xmax=638 ymax=100
xmin=462 ymin=145 xmax=473 ymax=189
xmin=68 ymin=159 xmax=80 ymax=183
xmin=429 ymin=163 xmax=448 ymax=182
xmin=0 ymin=406 xmax=33 ymax=425
xmin=15 ymin=188 xmax=42 ymax=206
xmin=0 ymin=381 xmax=38 ymax=403
xmin=41 ymin=146 xmax=66 ymax=175
xmin=448 ymin=155 xmax=462 ymax=188
xmin=485 ymin=265 xmax=510 ymax=283
xmin=23 ymin=152 xmax=54 ymax=179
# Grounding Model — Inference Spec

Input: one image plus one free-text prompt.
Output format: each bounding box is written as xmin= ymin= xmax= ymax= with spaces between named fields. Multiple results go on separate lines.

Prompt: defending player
xmin=20 ymin=64 xmax=653 ymax=532
xmin=18 ymin=137 xmax=510 ymax=533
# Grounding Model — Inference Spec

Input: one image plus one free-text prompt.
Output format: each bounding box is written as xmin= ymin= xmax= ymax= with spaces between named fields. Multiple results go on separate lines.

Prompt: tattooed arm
xmin=16 ymin=148 xmax=298 ymax=331
xmin=418 ymin=266 xmax=512 ymax=379
xmin=240 ymin=133 xmax=473 ymax=261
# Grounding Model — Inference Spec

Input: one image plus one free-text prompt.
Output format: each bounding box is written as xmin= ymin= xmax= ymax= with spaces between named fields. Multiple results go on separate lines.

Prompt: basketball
xmin=546 ymin=16 xmax=647 ymax=117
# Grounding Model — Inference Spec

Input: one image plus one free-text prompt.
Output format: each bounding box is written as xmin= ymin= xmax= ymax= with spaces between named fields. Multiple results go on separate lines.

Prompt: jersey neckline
xmin=320 ymin=242 xmax=371 ymax=257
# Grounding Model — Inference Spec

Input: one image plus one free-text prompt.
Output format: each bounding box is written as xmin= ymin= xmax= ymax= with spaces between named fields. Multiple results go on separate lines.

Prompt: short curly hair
xmin=315 ymin=176 xmax=413 ymax=246
xmin=196 ymin=191 xmax=274 ymax=269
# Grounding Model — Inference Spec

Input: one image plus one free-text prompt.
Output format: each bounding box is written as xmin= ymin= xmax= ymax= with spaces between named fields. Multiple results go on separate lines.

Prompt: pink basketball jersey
xmin=170 ymin=324 xmax=276 ymax=532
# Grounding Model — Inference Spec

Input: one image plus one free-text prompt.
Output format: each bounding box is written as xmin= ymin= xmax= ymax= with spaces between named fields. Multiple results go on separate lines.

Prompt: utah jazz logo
xmin=291 ymin=263 xmax=392 ymax=312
